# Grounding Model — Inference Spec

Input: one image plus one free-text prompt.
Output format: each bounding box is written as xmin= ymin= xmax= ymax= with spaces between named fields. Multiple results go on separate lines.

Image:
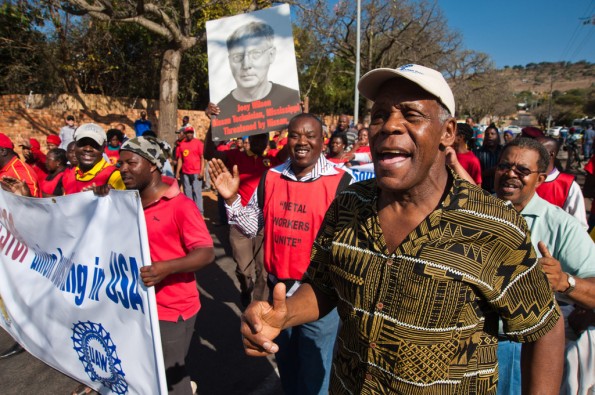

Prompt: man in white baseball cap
xmin=62 ymin=123 xmax=125 ymax=194
xmin=357 ymin=63 xmax=455 ymax=116
xmin=73 ymin=122 xmax=107 ymax=146
xmin=240 ymin=64 xmax=564 ymax=394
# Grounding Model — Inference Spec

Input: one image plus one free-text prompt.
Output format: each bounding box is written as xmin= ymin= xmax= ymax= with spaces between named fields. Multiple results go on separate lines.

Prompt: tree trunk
xmin=158 ymin=47 xmax=182 ymax=145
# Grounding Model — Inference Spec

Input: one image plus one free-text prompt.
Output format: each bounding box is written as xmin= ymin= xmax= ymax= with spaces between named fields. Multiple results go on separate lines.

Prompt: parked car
xmin=505 ymin=125 xmax=523 ymax=135
xmin=547 ymin=126 xmax=563 ymax=137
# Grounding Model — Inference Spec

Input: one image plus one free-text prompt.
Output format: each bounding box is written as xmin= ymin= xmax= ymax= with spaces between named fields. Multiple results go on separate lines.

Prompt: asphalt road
xmin=0 ymin=191 xmax=282 ymax=395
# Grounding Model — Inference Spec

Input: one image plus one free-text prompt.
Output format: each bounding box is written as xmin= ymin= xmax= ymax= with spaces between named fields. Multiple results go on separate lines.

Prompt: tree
xmin=0 ymin=2 xmax=58 ymax=94
xmin=59 ymin=0 xmax=271 ymax=141
xmin=442 ymin=50 xmax=516 ymax=120
xmin=295 ymin=0 xmax=461 ymax=118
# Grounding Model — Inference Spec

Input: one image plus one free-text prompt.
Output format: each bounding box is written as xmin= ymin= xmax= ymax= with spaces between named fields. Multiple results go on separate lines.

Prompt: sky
xmin=439 ymin=0 xmax=595 ymax=68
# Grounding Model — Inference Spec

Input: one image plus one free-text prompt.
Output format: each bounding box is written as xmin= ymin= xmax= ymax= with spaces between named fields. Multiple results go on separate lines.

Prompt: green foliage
xmin=0 ymin=2 xmax=57 ymax=94
xmin=78 ymin=21 xmax=164 ymax=98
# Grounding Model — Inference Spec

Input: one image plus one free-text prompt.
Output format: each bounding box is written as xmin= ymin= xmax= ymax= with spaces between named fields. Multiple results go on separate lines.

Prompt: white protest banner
xmin=0 ymin=189 xmax=167 ymax=395
xmin=349 ymin=163 xmax=376 ymax=182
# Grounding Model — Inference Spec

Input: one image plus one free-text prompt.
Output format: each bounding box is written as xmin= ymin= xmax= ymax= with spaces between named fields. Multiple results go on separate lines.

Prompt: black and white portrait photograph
xmin=206 ymin=4 xmax=301 ymax=140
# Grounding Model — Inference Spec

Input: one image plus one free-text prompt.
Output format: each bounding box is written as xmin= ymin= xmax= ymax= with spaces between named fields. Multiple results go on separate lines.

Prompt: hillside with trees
xmin=499 ymin=61 xmax=595 ymax=126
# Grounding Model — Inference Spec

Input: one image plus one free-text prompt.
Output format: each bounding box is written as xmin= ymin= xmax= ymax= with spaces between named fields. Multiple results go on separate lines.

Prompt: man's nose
xmin=296 ymin=134 xmax=308 ymax=144
xmin=382 ymin=112 xmax=406 ymax=135
xmin=241 ymin=54 xmax=253 ymax=68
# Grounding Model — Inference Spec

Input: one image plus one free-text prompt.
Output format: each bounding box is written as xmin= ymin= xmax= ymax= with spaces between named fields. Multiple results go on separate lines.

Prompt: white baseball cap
xmin=74 ymin=123 xmax=106 ymax=145
xmin=358 ymin=64 xmax=455 ymax=116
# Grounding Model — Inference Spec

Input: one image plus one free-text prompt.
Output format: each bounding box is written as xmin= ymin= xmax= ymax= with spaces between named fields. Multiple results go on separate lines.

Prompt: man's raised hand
xmin=208 ymin=158 xmax=240 ymax=203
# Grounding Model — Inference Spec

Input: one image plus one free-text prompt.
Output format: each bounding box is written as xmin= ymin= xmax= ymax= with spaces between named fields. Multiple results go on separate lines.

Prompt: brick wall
xmin=0 ymin=94 xmax=351 ymax=154
xmin=0 ymin=94 xmax=210 ymax=152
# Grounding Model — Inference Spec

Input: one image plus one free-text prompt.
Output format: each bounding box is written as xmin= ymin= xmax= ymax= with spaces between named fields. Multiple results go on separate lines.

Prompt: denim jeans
xmin=275 ymin=308 xmax=339 ymax=395
xmin=181 ymin=173 xmax=203 ymax=214
xmin=497 ymin=339 xmax=522 ymax=395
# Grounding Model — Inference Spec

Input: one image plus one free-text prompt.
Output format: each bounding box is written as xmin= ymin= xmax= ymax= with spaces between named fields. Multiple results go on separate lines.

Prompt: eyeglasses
xmin=496 ymin=162 xmax=540 ymax=177
xmin=229 ymin=47 xmax=272 ymax=64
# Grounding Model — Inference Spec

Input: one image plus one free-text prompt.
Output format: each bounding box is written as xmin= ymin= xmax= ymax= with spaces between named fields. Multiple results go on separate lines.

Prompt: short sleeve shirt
xmin=456 ymin=150 xmax=482 ymax=185
xmin=521 ymin=194 xmax=595 ymax=280
xmin=178 ymin=138 xmax=204 ymax=175
xmin=306 ymin=173 xmax=560 ymax=394
xmin=144 ymin=177 xmax=213 ymax=321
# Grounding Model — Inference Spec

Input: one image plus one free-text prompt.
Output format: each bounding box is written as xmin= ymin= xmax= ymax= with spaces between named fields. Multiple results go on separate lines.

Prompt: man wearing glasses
xmin=216 ymin=21 xmax=300 ymax=121
xmin=494 ymin=137 xmax=595 ymax=395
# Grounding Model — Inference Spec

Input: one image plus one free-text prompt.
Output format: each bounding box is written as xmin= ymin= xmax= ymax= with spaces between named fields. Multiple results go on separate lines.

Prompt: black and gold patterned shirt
xmin=306 ymin=174 xmax=560 ymax=395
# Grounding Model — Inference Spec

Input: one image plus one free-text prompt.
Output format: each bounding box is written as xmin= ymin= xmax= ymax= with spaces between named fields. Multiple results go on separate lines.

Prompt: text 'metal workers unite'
xmin=211 ymin=97 xmax=302 ymax=140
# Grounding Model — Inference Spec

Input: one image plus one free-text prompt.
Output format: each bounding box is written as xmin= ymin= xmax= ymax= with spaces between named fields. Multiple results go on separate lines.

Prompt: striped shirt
xmin=306 ymin=172 xmax=560 ymax=394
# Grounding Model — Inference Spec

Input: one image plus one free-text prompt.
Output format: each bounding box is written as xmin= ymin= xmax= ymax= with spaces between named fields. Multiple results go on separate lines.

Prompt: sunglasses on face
xmin=496 ymin=162 xmax=540 ymax=177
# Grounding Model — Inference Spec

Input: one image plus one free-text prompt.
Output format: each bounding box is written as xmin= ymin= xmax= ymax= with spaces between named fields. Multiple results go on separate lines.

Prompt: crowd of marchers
xmin=1 ymin=64 xmax=595 ymax=395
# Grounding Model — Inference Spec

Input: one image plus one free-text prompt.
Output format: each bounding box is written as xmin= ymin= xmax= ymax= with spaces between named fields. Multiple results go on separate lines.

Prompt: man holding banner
xmin=118 ymin=136 xmax=215 ymax=395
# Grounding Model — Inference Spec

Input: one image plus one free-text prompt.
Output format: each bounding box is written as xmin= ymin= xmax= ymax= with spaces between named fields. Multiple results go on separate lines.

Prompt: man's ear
xmin=269 ymin=46 xmax=277 ymax=64
xmin=440 ymin=117 xmax=457 ymax=148
xmin=536 ymin=172 xmax=547 ymax=188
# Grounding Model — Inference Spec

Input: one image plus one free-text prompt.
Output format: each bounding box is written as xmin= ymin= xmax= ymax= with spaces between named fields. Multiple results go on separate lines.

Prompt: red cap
xmin=521 ymin=127 xmax=545 ymax=139
xmin=29 ymin=138 xmax=41 ymax=150
xmin=46 ymin=134 xmax=61 ymax=146
xmin=183 ymin=126 xmax=195 ymax=133
xmin=0 ymin=133 xmax=14 ymax=150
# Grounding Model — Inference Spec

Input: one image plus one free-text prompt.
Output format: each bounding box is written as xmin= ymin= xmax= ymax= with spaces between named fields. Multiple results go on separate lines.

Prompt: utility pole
xmin=546 ymin=75 xmax=554 ymax=129
xmin=354 ymin=0 xmax=361 ymax=124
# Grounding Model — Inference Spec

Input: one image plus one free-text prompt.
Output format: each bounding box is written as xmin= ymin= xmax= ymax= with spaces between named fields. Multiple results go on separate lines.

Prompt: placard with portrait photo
xmin=206 ymin=4 xmax=302 ymax=141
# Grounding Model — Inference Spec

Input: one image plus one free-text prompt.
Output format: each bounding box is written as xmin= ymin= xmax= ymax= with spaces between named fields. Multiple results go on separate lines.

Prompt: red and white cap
xmin=358 ymin=64 xmax=455 ymax=116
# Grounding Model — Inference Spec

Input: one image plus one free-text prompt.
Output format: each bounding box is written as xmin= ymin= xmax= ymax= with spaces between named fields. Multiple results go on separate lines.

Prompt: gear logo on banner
xmin=72 ymin=321 xmax=128 ymax=394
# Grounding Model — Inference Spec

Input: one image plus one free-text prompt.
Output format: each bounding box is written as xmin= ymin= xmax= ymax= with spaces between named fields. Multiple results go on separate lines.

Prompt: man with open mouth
xmin=494 ymin=137 xmax=595 ymax=395
xmin=240 ymin=64 xmax=564 ymax=394
xmin=209 ymin=112 xmax=352 ymax=395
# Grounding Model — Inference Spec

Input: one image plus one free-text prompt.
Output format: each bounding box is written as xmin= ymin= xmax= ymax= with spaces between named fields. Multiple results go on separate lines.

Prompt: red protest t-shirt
xmin=276 ymin=137 xmax=288 ymax=150
xmin=456 ymin=151 xmax=483 ymax=185
xmin=585 ymin=156 xmax=595 ymax=215
xmin=0 ymin=157 xmax=41 ymax=197
xmin=104 ymin=146 xmax=120 ymax=166
xmin=178 ymin=138 xmax=204 ymax=174
xmin=144 ymin=177 xmax=213 ymax=322
xmin=32 ymin=164 xmax=47 ymax=188
xmin=585 ymin=155 xmax=594 ymax=175
xmin=226 ymin=149 xmax=283 ymax=205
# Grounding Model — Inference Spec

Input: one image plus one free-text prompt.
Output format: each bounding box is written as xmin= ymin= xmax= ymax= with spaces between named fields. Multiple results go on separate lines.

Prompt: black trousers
xmin=159 ymin=314 xmax=196 ymax=395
